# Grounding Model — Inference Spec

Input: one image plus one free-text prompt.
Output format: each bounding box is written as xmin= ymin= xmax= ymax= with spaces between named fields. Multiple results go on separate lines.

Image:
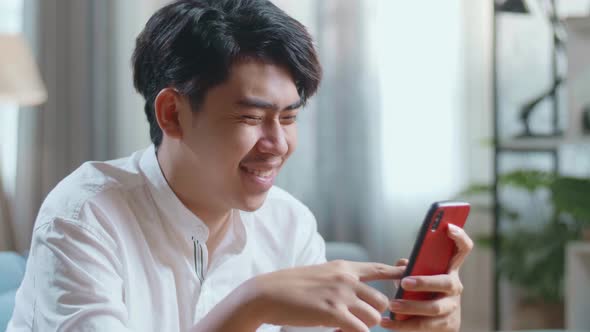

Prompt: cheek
xmin=187 ymin=123 xmax=259 ymax=168
xmin=285 ymin=125 xmax=298 ymax=155
xmin=226 ymin=126 xmax=264 ymax=159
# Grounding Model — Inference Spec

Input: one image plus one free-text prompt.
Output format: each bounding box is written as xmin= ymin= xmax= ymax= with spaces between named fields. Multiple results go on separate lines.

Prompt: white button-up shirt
xmin=8 ymin=146 xmax=332 ymax=332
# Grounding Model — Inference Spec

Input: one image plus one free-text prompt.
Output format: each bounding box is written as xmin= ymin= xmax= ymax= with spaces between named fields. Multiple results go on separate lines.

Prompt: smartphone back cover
xmin=392 ymin=201 xmax=470 ymax=320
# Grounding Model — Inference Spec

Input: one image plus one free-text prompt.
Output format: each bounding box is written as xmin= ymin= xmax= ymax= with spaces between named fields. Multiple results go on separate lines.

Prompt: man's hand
xmin=381 ymin=223 xmax=474 ymax=332
xmin=248 ymin=260 xmax=406 ymax=332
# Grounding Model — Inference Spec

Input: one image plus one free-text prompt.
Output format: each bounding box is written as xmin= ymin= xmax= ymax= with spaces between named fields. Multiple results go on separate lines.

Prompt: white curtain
xmin=10 ymin=0 xmax=157 ymax=252
xmin=272 ymin=0 xmax=385 ymax=266
xmin=10 ymin=0 xmax=109 ymax=252
xmin=0 ymin=0 xmax=24 ymax=251
xmin=275 ymin=0 xmax=471 ymax=268
xmin=376 ymin=0 xmax=469 ymax=261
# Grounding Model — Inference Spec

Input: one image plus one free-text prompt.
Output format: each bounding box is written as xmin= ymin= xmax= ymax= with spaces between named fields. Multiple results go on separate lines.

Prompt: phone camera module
xmin=431 ymin=211 xmax=444 ymax=232
xmin=431 ymin=222 xmax=438 ymax=232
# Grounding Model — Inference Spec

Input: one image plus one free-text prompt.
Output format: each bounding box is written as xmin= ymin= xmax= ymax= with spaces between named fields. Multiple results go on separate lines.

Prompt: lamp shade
xmin=495 ymin=0 xmax=529 ymax=14
xmin=0 ymin=34 xmax=47 ymax=106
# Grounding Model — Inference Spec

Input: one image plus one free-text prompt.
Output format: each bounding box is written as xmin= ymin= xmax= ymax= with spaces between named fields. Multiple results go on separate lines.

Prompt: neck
xmin=156 ymin=143 xmax=232 ymax=243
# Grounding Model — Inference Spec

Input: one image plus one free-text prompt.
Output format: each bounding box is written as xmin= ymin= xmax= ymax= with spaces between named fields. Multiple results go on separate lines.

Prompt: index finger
xmin=395 ymin=258 xmax=409 ymax=267
xmin=347 ymin=261 xmax=406 ymax=282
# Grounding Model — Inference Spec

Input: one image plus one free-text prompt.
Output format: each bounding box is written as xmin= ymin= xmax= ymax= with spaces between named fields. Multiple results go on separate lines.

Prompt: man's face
xmin=178 ymin=60 xmax=300 ymax=212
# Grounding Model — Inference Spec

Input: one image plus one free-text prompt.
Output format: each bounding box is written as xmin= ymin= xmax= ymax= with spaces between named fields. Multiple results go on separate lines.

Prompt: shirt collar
xmin=138 ymin=145 xmax=248 ymax=255
xmin=139 ymin=145 xmax=210 ymax=241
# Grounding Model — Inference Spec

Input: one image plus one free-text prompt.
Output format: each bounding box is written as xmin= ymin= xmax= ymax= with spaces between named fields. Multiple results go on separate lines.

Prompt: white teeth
xmin=243 ymin=167 xmax=273 ymax=177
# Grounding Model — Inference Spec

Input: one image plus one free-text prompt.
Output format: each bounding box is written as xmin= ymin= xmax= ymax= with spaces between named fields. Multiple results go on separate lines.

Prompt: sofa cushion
xmin=0 ymin=252 xmax=26 ymax=294
xmin=0 ymin=288 xmax=17 ymax=331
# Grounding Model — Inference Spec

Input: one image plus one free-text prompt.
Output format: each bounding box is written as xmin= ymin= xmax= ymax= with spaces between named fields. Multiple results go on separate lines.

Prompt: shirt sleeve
xmin=282 ymin=207 xmax=335 ymax=332
xmin=293 ymin=206 xmax=327 ymax=267
xmin=11 ymin=214 xmax=131 ymax=331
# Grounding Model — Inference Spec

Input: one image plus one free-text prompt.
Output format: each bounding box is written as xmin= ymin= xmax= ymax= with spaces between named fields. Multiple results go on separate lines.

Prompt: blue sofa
xmin=0 ymin=252 xmax=26 ymax=331
xmin=1 ymin=244 xmax=387 ymax=332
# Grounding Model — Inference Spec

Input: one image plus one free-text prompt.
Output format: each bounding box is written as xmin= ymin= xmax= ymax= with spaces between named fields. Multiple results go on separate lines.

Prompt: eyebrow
xmin=236 ymin=96 xmax=304 ymax=111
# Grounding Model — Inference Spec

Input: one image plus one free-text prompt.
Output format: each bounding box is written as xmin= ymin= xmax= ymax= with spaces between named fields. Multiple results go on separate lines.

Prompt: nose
xmin=257 ymin=119 xmax=289 ymax=156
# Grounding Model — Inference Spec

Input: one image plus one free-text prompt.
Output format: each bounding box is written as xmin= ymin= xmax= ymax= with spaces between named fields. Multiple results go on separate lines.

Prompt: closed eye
xmin=242 ymin=115 xmax=262 ymax=120
xmin=241 ymin=115 xmax=263 ymax=125
xmin=280 ymin=115 xmax=298 ymax=124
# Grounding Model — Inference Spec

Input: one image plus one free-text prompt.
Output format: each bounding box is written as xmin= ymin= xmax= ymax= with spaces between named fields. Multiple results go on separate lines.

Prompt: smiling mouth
xmin=240 ymin=166 xmax=275 ymax=178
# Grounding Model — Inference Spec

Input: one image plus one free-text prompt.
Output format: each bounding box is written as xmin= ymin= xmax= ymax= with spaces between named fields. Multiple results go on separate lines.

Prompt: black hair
xmin=132 ymin=0 xmax=322 ymax=147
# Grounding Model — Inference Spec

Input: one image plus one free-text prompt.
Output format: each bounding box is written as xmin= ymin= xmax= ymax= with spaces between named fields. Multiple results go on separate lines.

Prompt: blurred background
xmin=1 ymin=0 xmax=590 ymax=331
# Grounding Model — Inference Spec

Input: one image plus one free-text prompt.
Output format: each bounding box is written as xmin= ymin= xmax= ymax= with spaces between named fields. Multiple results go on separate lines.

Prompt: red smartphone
xmin=389 ymin=201 xmax=470 ymax=321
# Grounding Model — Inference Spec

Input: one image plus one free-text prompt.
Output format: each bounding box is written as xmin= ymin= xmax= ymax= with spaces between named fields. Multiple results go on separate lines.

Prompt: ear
xmin=154 ymin=88 xmax=183 ymax=140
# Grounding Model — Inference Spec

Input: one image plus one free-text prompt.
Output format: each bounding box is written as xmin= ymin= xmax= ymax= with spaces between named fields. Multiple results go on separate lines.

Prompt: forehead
xmin=214 ymin=59 xmax=300 ymax=101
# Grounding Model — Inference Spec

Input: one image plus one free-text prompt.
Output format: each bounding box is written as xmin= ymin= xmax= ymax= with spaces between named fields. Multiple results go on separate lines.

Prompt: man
xmin=8 ymin=0 xmax=473 ymax=331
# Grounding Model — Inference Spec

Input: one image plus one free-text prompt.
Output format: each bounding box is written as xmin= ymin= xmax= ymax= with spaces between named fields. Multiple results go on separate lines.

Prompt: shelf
xmin=565 ymin=241 xmax=590 ymax=330
xmin=498 ymin=136 xmax=590 ymax=152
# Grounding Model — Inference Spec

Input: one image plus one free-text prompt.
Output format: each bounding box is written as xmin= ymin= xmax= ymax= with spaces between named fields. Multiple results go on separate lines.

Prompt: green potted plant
xmin=464 ymin=170 xmax=590 ymax=328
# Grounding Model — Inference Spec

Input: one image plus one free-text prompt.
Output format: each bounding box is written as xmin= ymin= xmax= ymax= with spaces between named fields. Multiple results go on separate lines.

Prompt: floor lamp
xmin=0 ymin=34 xmax=47 ymax=250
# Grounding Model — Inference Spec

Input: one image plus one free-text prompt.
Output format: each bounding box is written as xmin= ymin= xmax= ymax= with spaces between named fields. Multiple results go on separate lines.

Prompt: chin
xmin=237 ymin=191 xmax=270 ymax=212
